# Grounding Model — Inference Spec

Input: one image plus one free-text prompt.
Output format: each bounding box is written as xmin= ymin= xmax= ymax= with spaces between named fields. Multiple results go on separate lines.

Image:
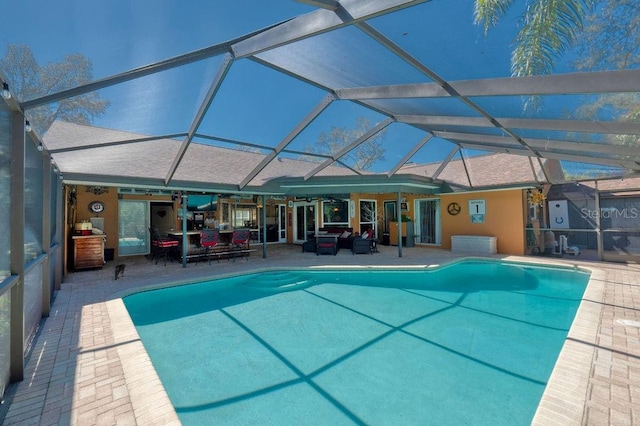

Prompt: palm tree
xmin=474 ymin=0 xmax=596 ymax=76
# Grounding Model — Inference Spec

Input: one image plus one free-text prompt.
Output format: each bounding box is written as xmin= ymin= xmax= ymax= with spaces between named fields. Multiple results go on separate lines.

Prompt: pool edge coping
xmin=115 ymin=256 xmax=598 ymax=425
xmin=106 ymin=299 xmax=181 ymax=425
xmin=532 ymin=265 xmax=604 ymax=425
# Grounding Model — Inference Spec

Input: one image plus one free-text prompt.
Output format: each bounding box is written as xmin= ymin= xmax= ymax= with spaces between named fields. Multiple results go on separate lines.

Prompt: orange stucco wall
xmin=72 ymin=186 xmax=175 ymax=260
xmin=73 ymin=187 xmax=118 ymax=250
xmin=66 ymin=187 xmax=526 ymax=265
xmin=440 ymin=189 xmax=526 ymax=255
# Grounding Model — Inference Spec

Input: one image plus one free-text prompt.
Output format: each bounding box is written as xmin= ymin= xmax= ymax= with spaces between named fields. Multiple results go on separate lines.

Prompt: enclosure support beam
xmin=10 ymin=111 xmax=25 ymax=382
xmin=397 ymin=191 xmax=402 ymax=258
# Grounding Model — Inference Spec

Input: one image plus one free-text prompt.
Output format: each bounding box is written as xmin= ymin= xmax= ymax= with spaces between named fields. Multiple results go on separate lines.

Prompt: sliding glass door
xmin=416 ymin=198 xmax=441 ymax=245
xmin=294 ymin=202 xmax=316 ymax=244
xmin=118 ymin=200 xmax=150 ymax=256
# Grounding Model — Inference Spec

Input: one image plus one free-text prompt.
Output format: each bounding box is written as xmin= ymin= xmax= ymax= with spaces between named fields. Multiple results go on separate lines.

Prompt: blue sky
xmin=2 ymin=0 xmax=610 ymax=175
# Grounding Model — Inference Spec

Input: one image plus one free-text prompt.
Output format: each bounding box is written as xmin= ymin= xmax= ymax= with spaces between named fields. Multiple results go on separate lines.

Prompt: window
xmin=322 ymin=199 xmax=349 ymax=226
xmin=234 ymin=206 xmax=258 ymax=228
xmin=118 ymin=200 xmax=149 ymax=256
xmin=359 ymin=200 xmax=377 ymax=236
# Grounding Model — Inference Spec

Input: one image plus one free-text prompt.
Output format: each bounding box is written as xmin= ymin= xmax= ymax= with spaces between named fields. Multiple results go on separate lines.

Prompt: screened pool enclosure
xmin=1 ymin=0 xmax=639 ymax=401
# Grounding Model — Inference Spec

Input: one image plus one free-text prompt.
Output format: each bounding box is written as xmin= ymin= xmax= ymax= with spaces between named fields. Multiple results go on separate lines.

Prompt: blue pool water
xmin=123 ymin=259 xmax=590 ymax=425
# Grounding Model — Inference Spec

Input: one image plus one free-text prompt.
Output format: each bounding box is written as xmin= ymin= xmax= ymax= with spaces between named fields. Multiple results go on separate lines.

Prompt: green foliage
xmin=474 ymin=0 xmax=515 ymax=35
xmin=475 ymin=0 xmax=596 ymax=77
xmin=571 ymin=0 xmax=640 ymax=147
xmin=0 ymin=44 xmax=109 ymax=134
xmin=304 ymin=116 xmax=386 ymax=171
xmin=574 ymin=0 xmax=640 ymax=71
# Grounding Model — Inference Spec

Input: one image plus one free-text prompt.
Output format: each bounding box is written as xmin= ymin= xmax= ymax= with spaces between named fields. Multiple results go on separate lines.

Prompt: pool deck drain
xmin=2 ymin=245 xmax=639 ymax=425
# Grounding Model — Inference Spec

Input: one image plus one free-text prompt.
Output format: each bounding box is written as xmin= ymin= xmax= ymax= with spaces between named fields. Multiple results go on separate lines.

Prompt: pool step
xmin=242 ymin=271 xmax=311 ymax=291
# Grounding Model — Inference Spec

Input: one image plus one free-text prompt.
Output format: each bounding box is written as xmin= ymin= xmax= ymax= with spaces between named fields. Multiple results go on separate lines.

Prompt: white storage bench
xmin=451 ymin=235 xmax=497 ymax=255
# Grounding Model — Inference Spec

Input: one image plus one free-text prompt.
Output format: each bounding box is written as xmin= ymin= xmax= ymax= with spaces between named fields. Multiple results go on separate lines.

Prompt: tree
xmin=304 ymin=117 xmax=386 ymax=171
xmin=572 ymin=0 xmax=640 ymax=146
xmin=573 ymin=0 xmax=639 ymax=71
xmin=475 ymin=0 xmax=639 ymax=140
xmin=474 ymin=0 xmax=596 ymax=77
xmin=0 ymin=44 xmax=109 ymax=134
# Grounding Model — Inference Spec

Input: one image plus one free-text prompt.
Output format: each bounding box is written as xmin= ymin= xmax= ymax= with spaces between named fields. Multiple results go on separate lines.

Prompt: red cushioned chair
xmin=199 ymin=228 xmax=220 ymax=265
xmin=231 ymin=228 xmax=250 ymax=261
xmin=316 ymin=235 xmax=338 ymax=256
xmin=149 ymin=227 xmax=179 ymax=266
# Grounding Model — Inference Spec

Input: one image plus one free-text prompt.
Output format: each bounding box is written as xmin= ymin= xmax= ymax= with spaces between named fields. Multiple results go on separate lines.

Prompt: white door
xmin=277 ymin=204 xmax=287 ymax=243
xmin=359 ymin=199 xmax=377 ymax=236
xmin=293 ymin=202 xmax=317 ymax=244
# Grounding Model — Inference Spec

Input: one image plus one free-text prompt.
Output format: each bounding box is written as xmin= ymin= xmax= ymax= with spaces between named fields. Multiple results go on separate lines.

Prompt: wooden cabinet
xmin=72 ymin=235 xmax=105 ymax=270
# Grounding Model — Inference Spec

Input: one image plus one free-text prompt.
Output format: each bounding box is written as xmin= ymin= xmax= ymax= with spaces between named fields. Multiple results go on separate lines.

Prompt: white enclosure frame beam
xmin=304 ymin=117 xmax=394 ymax=179
xmin=21 ymin=27 xmax=275 ymax=110
xmin=232 ymin=0 xmax=429 ymax=58
xmin=355 ymin=20 xmax=542 ymax=158
xmin=295 ymin=0 xmax=340 ymax=10
xmin=434 ymin=130 xmax=640 ymax=159
xmin=335 ymin=69 xmax=640 ymax=100
xmin=239 ymin=93 xmax=335 ymax=189
xmin=397 ymin=115 xmax=640 ymax=136
xmin=387 ymin=134 xmax=432 ymax=177
xmin=432 ymin=147 xmax=459 ymax=181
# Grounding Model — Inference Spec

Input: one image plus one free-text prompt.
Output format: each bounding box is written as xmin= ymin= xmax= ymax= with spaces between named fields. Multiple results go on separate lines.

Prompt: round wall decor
xmin=447 ymin=202 xmax=461 ymax=215
xmin=88 ymin=200 xmax=105 ymax=214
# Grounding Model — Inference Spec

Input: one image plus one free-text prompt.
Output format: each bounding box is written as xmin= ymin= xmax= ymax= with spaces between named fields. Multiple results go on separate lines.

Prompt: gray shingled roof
xmin=44 ymin=121 xmax=391 ymax=194
xmin=45 ymin=120 xmax=559 ymax=194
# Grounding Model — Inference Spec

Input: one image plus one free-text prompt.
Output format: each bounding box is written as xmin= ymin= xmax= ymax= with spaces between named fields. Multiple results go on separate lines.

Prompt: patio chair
xmin=149 ymin=227 xmax=179 ymax=266
xmin=316 ymin=236 xmax=338 ymax=256
xmin=352 ymin=236 xmax=373 ymax=255
xmin=302 ymin=234 xmax=316 ymax=253
xmin=231 ymin=228 xmax=251 ymax=261
xmin=199 ymin=228 xmax=220 ymax=265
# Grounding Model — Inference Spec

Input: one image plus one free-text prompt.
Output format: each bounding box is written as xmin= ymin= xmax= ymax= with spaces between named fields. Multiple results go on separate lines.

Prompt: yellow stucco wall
xmin=440 ymin=189 xmax=525 ymax=255
xmin=68 ymin=188 xmax=526 ymax=261
xmin=72 ymin=186 xmax=175 ymax=260
xmin=73 ymin=187 xmax=118 ymax=251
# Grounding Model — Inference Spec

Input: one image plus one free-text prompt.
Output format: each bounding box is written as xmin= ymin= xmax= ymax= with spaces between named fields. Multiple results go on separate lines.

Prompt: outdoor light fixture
xmin=1 ymin=82 xmax=10 ymax=99
xmin=37 ymin=143 xmax=44 ymax=152
xmin=86 ymin=186 xmax=109 ymax=195
xmin=25 ymin=120 xmax=32 ymax=132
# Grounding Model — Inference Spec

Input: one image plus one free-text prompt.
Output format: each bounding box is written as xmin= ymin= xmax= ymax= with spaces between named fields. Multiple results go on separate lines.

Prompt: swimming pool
xmin=123 ymin=259 xmax=590 ymax=425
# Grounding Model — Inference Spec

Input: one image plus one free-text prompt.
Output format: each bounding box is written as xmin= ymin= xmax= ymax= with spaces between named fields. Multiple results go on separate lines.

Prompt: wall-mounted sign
xmin=469 ymin=199 xmax=486 ymax=215
xmin=548 ymin=199 xmax=569 ymax=229
xmin=471 ymin=214 xmax=485 ymax=223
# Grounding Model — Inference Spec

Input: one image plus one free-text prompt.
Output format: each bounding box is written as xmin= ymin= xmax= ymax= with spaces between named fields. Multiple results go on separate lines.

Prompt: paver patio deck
xmin=2 ymin=244 xmax=639 ymax=425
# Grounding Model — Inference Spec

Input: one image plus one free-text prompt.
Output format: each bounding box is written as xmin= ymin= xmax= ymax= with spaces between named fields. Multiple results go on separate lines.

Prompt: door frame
xmin=276 ymin=204 xmax=287 ymax=243
xmin=293 ymin=201 xmax=317 ymax=244
xmin=415 ymin=198 xmax=441 ymax=245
